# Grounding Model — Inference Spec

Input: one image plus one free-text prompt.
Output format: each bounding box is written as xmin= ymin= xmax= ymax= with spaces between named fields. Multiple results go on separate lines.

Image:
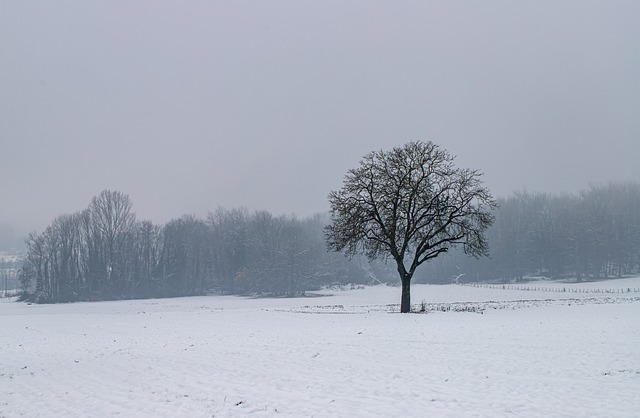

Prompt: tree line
xmin=19 ymin=190 xmax=394 ymax=303
xmin=18 ymin=181 xmax=640 ymax=303
xmin=419 ymin=182 xmax=640 ymax=283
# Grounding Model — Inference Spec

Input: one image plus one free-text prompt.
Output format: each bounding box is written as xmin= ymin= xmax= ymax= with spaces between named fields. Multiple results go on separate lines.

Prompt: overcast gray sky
xmin=1 ymin=1 xmax=639 ymax=240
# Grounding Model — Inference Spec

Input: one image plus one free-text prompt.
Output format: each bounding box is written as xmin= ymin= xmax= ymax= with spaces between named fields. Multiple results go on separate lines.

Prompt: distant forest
xmin=19 ymin=182 xmax=640 ymax=303
xmin=418 ymin=182 xmax=640 ymax=284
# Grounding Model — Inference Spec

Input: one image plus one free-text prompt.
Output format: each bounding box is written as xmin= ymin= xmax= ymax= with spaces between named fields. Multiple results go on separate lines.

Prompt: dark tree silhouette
xmin=326 ymin=141 xmax=496 ymax=312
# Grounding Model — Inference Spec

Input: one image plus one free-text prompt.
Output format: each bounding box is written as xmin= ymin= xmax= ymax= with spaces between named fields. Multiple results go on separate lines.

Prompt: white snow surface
xmin=2 ymin=278 xmax=640 ymax=417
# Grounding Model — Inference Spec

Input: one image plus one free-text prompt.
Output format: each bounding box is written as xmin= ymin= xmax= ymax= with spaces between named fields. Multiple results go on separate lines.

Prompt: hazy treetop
xmin=1 ymin=1 xmax=639 ymax=237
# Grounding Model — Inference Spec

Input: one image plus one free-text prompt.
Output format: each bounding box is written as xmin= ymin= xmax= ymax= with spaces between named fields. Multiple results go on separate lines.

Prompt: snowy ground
xmin=2 ymin=278 xmax=640 ymax=417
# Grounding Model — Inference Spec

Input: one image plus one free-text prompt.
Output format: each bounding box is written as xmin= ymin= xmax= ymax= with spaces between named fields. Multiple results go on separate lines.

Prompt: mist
xmin=2 ymin=1 xmax=639 ymax=238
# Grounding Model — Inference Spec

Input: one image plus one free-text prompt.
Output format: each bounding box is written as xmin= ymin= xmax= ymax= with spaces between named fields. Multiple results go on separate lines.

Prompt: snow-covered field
xmin=2 ymin=278 xmax=640 ymax=417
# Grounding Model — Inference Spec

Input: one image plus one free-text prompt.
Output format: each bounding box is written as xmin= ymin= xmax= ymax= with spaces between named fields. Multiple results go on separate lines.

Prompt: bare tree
xmin=207 ymin=207 xmax=249 ymax=293
xmin=242 ymin=212 xmax=310 ymax=296
xmin=132 ymin=220 xmax=162 ymax=297
xmin=88 ymin=190 xmax=136 ymax=294
xmin=326 ymin=141 xmax=496 ymax=313
xmin=159 ymin=215 xmax=210 ymax=296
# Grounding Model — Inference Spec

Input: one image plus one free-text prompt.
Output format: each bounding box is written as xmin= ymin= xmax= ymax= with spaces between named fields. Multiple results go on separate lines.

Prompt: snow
xmin=0 ymin=251 xmax=22 ymax=264
xmin=2 ymin=278 xmax=640 ymax=417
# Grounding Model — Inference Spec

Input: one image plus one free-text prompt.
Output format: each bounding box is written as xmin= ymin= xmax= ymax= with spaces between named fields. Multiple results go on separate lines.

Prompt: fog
xmin=1 ymin=1 xmax=639 ymax=240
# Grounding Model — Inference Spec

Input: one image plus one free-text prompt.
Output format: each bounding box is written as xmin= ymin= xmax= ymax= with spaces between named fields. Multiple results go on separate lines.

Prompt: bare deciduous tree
xmin=326 ymin=141 xmax=496 ymax=313
xmin=88 ymin=190 xmax=136 ymax=291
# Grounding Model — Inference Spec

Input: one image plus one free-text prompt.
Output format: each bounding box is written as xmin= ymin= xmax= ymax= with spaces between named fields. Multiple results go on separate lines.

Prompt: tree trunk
xmin=400 ymin=274 xmax=412 ymax=313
